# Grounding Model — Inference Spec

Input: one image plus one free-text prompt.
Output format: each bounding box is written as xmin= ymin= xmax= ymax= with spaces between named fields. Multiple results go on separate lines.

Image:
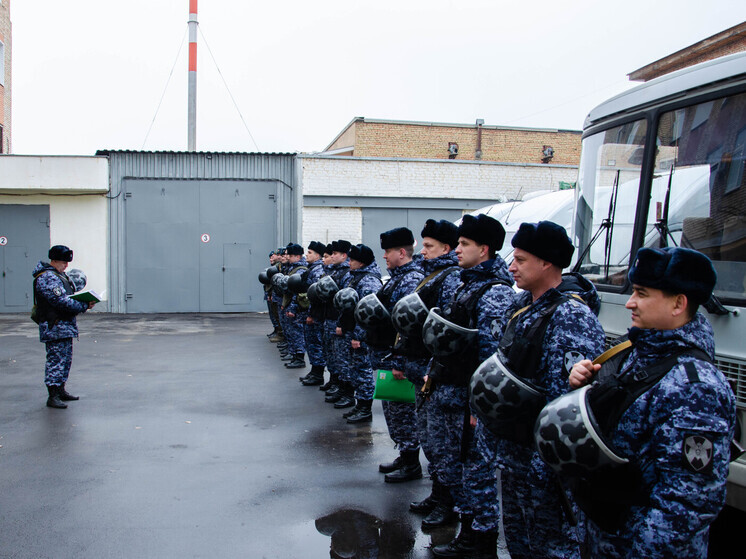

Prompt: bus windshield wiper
xmin=655 ymin=164 xmax=679 ymax=248
xmin=572 ymin=170 xmax=620 ymax=277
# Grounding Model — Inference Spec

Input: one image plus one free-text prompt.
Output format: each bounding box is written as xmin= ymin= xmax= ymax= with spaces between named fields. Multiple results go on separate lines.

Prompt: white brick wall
xmin=301 ymin=156 xmax=578 ymax=201
xmin=302 ymin=206 xmax=362 ymax=247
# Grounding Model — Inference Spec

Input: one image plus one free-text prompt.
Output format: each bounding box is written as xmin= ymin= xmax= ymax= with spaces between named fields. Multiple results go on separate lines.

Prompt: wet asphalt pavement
xmin=0 ymin=312 xmax=463 ymax=559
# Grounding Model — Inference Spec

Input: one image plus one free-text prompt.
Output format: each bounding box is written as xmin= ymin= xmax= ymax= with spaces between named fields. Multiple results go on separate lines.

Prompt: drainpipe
xmin=475 ymin=119 xmax=484 ymax=160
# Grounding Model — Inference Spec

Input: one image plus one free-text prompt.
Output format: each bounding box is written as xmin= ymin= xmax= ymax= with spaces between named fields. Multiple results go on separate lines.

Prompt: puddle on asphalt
xmin=284 ymin=507 xmax=456 ymax=558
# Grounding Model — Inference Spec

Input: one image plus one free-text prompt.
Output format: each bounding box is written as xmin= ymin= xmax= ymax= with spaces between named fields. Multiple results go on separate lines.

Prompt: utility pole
xmin=187 ymin=0 xmax=198 ymax=151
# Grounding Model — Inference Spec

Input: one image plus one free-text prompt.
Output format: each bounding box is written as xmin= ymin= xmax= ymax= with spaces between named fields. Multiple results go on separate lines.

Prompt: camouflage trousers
xmin=44 ymin=338 xmax=74 ymax=386
xmin=426 ymin=383 xmax=470 ymax=508
xmin=323 ymin=321 xmax=341 ymax=375
xmin=501 ymin=447 xmax=582 ymax=559
xmin=459 ymin=422 xmax=501 ymax=532
xmin=304 ymin=319 xmax=326 ymax=367
xmin=267 ymin=298 xmax=280 ymax=328
xmin=349 ymin=344 xmax=375 ymax=401
xmin=405 ymin=358 xmax=433 ymax=475
xmin=284 ymin=310 xmax=307 ymax=355
xmin=334 ymin=331 xmax=353 ymax=383
xmin=382 ymin=400 xmax=420 ymax=452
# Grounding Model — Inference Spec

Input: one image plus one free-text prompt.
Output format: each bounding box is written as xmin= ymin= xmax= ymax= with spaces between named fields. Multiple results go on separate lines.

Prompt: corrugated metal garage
xmin=101 ymin=151 xmax=300 ymax=313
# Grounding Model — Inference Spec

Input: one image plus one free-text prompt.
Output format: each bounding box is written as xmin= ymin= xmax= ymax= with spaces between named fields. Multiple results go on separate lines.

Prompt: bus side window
xmin=651 ymin=94 xmax=746 ymax=302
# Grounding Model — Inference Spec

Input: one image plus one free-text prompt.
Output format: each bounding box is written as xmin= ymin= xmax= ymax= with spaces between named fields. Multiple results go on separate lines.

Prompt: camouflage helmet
xmin=534 ymin=385 xmax=629 ymax=477
xmin=316 ymin=275 xmax=339 ymax=301
xmin=307 ymin=282 xmax=322 ymax=303
xmin=469 ymin=352 xmax=546 ymax=439
xmin=333 ymin=287 xmax=360 ymax=314
xmin=421 ymin=307 xmax=478 ymax=357
xmin=286 ymin=273 xmax=306 ymax=294
xmin=67 ymin=269 xmax=87 ymax=292
xmin=258 ymin=268 xmax=271 ymax=285
xmin=354 ymin=293 xmax=391 ymax=328
xmin=271 ymin=272 xmax=286 ymax=289
xmin=278 ymin=275 xmax=290 ymax=293
xmin=391 ymin=292 xmax=429 ymax=338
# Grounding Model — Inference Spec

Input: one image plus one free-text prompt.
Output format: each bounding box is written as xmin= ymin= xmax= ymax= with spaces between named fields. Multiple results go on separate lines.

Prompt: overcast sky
xmin=8 ymin=1 xmax=746 ymax=155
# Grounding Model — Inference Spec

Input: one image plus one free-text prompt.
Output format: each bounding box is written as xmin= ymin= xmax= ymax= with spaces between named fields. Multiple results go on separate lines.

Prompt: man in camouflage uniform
xmin=321 ymin=240 xmax=352 ymax=403
xmin=282 ymin=244 xmax=309 ymax=369
xmin=568 ymin=247 xmax=736 ymax=559
xmin=271 ymin=247 xmax=288 ymax=349
xmin=367 ymin=227 xmax=426 ymax=482
xmin=342 ymin=244 xmax=383 ymax=423
xmin=299 ymin=241 xmax=328 ymax=386
xmin=265 ymin=250 xmax=282 ymax=339
xmin=485 ymin=221 xmax=604 ymax=559
xmin=425 ymin=214 xmax=515 ymax=552
xmin=392 ymin=220 xmax=462 ymax=515
xmin=32 ymin=245 xmax=95 ymax=409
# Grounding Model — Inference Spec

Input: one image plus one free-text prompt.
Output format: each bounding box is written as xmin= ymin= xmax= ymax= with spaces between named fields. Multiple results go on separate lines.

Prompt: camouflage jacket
xmin=588 ymin=313 xmax=736 ymax=558
xmin=33 ymin=261 xmax=88 ymax=343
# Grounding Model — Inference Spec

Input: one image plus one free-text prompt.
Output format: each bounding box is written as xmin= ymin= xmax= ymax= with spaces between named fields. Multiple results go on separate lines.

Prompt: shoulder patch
xmin=564 ymin=350 xmax=584 ymax=374
xmin=682 ymin=434 xmax=714 ymax=474
xmin=53 ymin=287 xmax=64 ymax=297
xmin=490 ymin=318 xmax=502 ymax=339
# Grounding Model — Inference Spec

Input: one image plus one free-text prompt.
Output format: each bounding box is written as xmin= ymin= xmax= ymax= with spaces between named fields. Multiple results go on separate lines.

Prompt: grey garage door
xmin=361 ymin=208 xmax=463 ymax=272
xmin=124 ymin=179 xmax=276 ymax=313
xmin=0 ymin=204 xmax=50 ymax=312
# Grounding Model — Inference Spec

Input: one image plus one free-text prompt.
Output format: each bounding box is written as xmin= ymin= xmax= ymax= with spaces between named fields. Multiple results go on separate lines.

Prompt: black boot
xmin=300 ymin=365 xmax=325 ymax=385
xmin=466 ymin=530 xmax=498 ymax=559
xmin=342 ymin=401 xmax=361 ymax=418
xmin=410 ymin=476 xmax=440 ymax=514
xmin=333 ymin=382 xmax=355 ymax=408
xmin=59 ymin=383 xmax=79 ymax=401
xmin=280 ymin=352 xmax=294 ymax=361
xmin=267 ymin=326 xmax=279 ymax=338
xmin=319 ymin=373 xmax=336 ymax=391
xmin=431 ymin=515 xmax=477 ymax=557
xmin=379 ymin=453 xmax=404 ymax=474
xmin=421 ymin=483 xmax=458 ymax=528
xmin=324 ymin=378 xmax=342 ymax=403
xmin=285 ymin=353 xmax=306 ymax=369
xmin=346 ymin=399 xmax=373 ymax=423
xmin=46 ymin=385 xmax=67 ymax=409
xmin=385 ymin=448 xmax=423 ymax=483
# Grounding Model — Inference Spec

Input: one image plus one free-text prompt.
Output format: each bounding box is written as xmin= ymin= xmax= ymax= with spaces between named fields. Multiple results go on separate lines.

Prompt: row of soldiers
xmin=260 ymin=215 xmax=736 ymax=559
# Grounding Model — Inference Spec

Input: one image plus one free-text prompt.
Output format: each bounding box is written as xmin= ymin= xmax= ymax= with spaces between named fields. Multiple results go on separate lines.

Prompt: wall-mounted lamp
xmin=541 ymin=145 xmax=554 ymax=164
xmin=448 ymin=142 xmax=459 ymax=159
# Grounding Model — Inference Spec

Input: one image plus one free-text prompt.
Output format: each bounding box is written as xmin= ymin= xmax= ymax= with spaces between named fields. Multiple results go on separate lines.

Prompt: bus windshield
xmin=574 ymin=91 xmax=746 ymax=303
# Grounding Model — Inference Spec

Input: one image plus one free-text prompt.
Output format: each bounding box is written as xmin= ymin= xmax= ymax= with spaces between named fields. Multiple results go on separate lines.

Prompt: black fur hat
xmin=308 ymin=241 xmax=326 ymax=256
xmin=324 ymin=244 xmax=334 ymax=255
xmin=286 ymin=243 xmax=304 ymax=256
xmin=49 ymin=245 xmax=73 ymax=262
xmin=380 ymin=227 xmax=414 ymax=250
xmin=421 ymin=219 xmax=459 ymax=250
xmin=628 ymin=247 xmax=716 ymax=304
xmin=331 ymin=240 xmax=352 ymax=254
xmin=349 ymin=244 xmax=375 ymax=266
xmin=511 ymin=221 xmax=574 ymax=268
xmin=458 ymin=214 xmax=505 ymax=253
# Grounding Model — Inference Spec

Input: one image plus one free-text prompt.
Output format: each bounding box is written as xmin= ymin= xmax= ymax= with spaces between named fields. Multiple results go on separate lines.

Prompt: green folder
xmin=373 ymin=370 xmax=416 ymax=403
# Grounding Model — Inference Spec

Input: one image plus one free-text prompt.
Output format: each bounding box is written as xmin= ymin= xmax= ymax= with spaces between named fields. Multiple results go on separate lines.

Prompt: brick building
xmin=0 ymin=0 xmax=10 ymax=153
xmin=324 ymin=117 xmax=581 ymax=166
xmin=629 ymin=20 xmax=746 ymax=82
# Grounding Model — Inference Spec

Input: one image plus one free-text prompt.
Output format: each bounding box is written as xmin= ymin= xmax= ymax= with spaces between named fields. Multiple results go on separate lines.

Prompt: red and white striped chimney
xmin=187 ymin=0 xmax=198 ymax=151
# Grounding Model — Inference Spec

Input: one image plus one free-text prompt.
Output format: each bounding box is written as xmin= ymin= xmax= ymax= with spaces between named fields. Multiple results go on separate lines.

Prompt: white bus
xmin=571 ymin=51 xmax=746 ymax=513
